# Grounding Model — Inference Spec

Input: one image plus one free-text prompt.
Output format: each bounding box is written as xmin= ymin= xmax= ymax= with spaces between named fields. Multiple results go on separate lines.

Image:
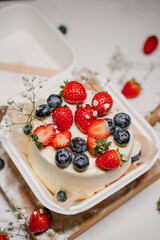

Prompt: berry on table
xmin=69 ymin=137 xmax=87 ymax=153
xmin=35 ymin=104 xmax=51 ymax=119
xmin=114 ymin=112 xmax=131 ymax=128
xmin=28 ymin=208 xmax=52 ymax=233
xmin=55 ymin=148 xmax=72 ymax=167
xmin=47 ymin=94 xmax=62 ymax=109
xmin=113 ymin=128 xmax=130 ymax=146
xmin=58 ymin=25 xmax=67 ymax=34
xmin=57 ymin=190 xmax=67 ymax=202
xmin=60 ymin=81 xmax=87 ymax=104
xmin=0 ymin=158 xmax=5 ymax=170
xmin=73 ymin=153 xmax=89 ymax=172
xmin=143 ymin=35 xmax=158 ymax=55
xmin=104 ymin=118 xmax=116 ymax=135
xmin=121 ymin=79 xmax=141 ymax=98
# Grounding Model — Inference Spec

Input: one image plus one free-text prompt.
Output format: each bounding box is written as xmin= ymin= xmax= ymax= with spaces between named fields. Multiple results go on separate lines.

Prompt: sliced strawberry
xmin=87 ymin=119 xmax=110 ymax=140
xmin=52 ymin=131 xmax=72 ymax=148
xmin=87 ymin=137 xmax=97 ymax=155
xmin=96 ymin=149 xmax=126 ymax=170
xmin=33 ymin=124 xmax=56 ymax=146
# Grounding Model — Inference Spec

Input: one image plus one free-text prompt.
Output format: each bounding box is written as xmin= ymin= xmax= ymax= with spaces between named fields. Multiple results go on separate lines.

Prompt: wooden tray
xmin=0 ymin=145 xmax=160 ymax=240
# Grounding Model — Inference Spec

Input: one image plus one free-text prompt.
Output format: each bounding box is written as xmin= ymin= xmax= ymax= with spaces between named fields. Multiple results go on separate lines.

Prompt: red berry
xmin=92 ymin=92 xmax=113 ymax=117
xmin=52 ymin=106 xmax=73 ymax=131
xmin=121 ymin=79 xmax=141 ymax=98
xmin=87 ymin=119 xmax=110 ymax=140
xmin=143 ymin=35 xmax=158 ymax=55
xmin=87 ymin=136 xmax=111 ymax=156
xmin=74 ymin=104 xmax=97 ymax=133
xmin=87 ymin=136 xmax=98 ymax=155
xmin=96 ymin=149 xmax=125 ymax=170
xmin=61 ymin=81 xmax=87 ymax=104
xmin=29 ymin=208 xmax=52 ymax=234
xmin=0 ymin=233 xmax=9 ymax=240
xmin=52 ymin=130 xmax=72 ymax=148
xmin=33 ymin=124 xmax=56 ymax=146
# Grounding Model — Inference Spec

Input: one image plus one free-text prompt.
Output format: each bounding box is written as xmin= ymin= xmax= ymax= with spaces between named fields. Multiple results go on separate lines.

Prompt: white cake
xmin=28 ymin=90 xmax=138 ymax=199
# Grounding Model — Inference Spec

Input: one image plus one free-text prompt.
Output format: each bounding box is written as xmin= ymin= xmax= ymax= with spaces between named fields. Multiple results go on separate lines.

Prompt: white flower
xmin=17 ymin=128 xmax=22 ymax=134
xmin=22 ymin=92 xmax=27 ymax=97
xmin=39 ymin=208 xmax=43 ymax=214
xmin=93 ymin=100 xmax=98 ymax=107
xmin=104 ymin=103 xmax=110 ymax=110
xmin=20 ymin=209 xmax=26 ymax=215
xmin=53 ymin=125 xmax=57 ymax=129
xmin=85 ymin=115 xmax=90 ymax=119
xmin=18 ymin=219 xmax=25 ymax=225
xmin=22 ymin=110 xmax=27 ymax=116
xmin=17 ymin=114 xmax=21 ymax=118
xmin=92 ymin=111 xmax=98 ymax=117
xmin=33 ymin=211 xmax=37 ymax=216
xmin=14 ymin=211 xmax=19 ymax=217
xmin=82 ymin=104 xmax=86 ymax=108
xmin=24 ymin=213 xmax=29 ymax=219
xmin=82 ymin=80 xmax=86 ymax=84
xmin=46 ymin=229 xmax=55 ymax=237
xmin=7 ymin=99 xmax=14 ymax=105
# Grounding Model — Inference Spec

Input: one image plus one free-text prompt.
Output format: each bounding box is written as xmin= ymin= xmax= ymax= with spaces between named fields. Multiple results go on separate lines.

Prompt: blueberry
xmin=0 ymin=158 xmax=5 ymax=170
xmin=35 ymin=104 xmax=51 ymax=119
xmin=104 ymin=118 xmax=116 ymax=134
xmin=69 ymin=137 xmax=87 ymax=153
xmin=47 ymin=94 xmax=62 ymax=109
xmin=23 ymin=124 xmax=32 ymax=135
xmin=73 ymin=153 xmax=89 ymax=172
xmin=55 ymin=148 xmax=72 ymax=167
xmin=57 ymin=190 xmax=67 ymax=202
xmin=58 ymin=25 xmax=67 ymax=34
xmin=114 ymin=112 xmax=131 ymax=128
xmin=113 ymin=128 xmax=130 ymax=146
xmin=131 ymin=151 xmax=141 ymax=163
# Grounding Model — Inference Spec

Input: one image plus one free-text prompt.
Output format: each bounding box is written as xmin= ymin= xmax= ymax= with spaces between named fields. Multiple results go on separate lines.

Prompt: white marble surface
xmin=0 ymin=0 xmax=160 ymax=239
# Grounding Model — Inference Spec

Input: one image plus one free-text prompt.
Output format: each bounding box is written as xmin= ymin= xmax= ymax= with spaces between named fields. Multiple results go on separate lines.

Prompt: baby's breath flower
xmin=17 ymin=128 xmax=23 ymax=134
xmin=46 ymin=229 xmax=55 ymax=237
xmin=20 ymin=209 xmax=26 ymax=215
xmin=18 ymin=219 xmax=26 ymax=225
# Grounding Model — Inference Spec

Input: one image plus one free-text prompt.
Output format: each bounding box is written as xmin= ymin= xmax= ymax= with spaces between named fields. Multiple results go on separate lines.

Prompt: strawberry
xmin=92 ymin=91 xmax=113 ymax=116
xmin=96 ymin=149 xmax=126 ymax=170
xmin=29 ymin=207 xmax=52 ymax=233
xmin=0 ymin=233 xmax=9 ymax=240
xmin=33 ymin=124 xmax=56 ymax=146
xmin=52 ymin=130 xmax=72 ymax=148
xmin=52 ymin=106 xmax=73 ymax=131
xmin=143 ymin=35 xmax=158 ymax=55
xmin=87 ymin=136 xmax=111 ymax=156
xmin=87 ymin=119 xmax=110 ymax=140
xmin=121 ymin=79 xmax=141 ymax=98
xmin=74 ymin=104 xmax=97 ymax=133
xmin=60 ymin=80 xmax=87 ymax=104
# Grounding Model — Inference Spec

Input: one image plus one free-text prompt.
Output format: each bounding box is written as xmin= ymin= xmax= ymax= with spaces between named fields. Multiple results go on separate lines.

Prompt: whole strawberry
xmin=0 ymin=233 xmax=9 ymax=240
xmin=60 ymin=81 xmax=87 ymax=104
xmin=52 ymin=106 xmax=73 ymax=131
xmin=92 ymin=91 xmax=113 ymax=116
xmin=96 ymin=149 xmax=126 ymax=170
xmin=143 ymin=35 xmax=158 ymax=55
xmin=121 ymin=79 xmax=141 ymax=98
xmin=74 ymin=104 xmax=97 ymax=133
xmin=29 ymin=208 xmax=52 ymax=233
xmin=87 ymin=137 xmax=111 ymax=156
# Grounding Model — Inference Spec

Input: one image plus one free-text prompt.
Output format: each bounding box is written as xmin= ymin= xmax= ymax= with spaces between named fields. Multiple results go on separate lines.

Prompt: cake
xmin=26 ymin=80 xmax=141 ymax=201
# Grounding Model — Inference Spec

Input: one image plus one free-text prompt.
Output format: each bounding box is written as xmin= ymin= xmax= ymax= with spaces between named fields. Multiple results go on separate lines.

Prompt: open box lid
xmin=0 ymin=3 xmax=76 ymax=104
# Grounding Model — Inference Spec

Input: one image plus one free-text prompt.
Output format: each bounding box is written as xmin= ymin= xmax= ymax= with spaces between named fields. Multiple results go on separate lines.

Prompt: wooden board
xmin=0 ymin=145 xmax=160 ymax=240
